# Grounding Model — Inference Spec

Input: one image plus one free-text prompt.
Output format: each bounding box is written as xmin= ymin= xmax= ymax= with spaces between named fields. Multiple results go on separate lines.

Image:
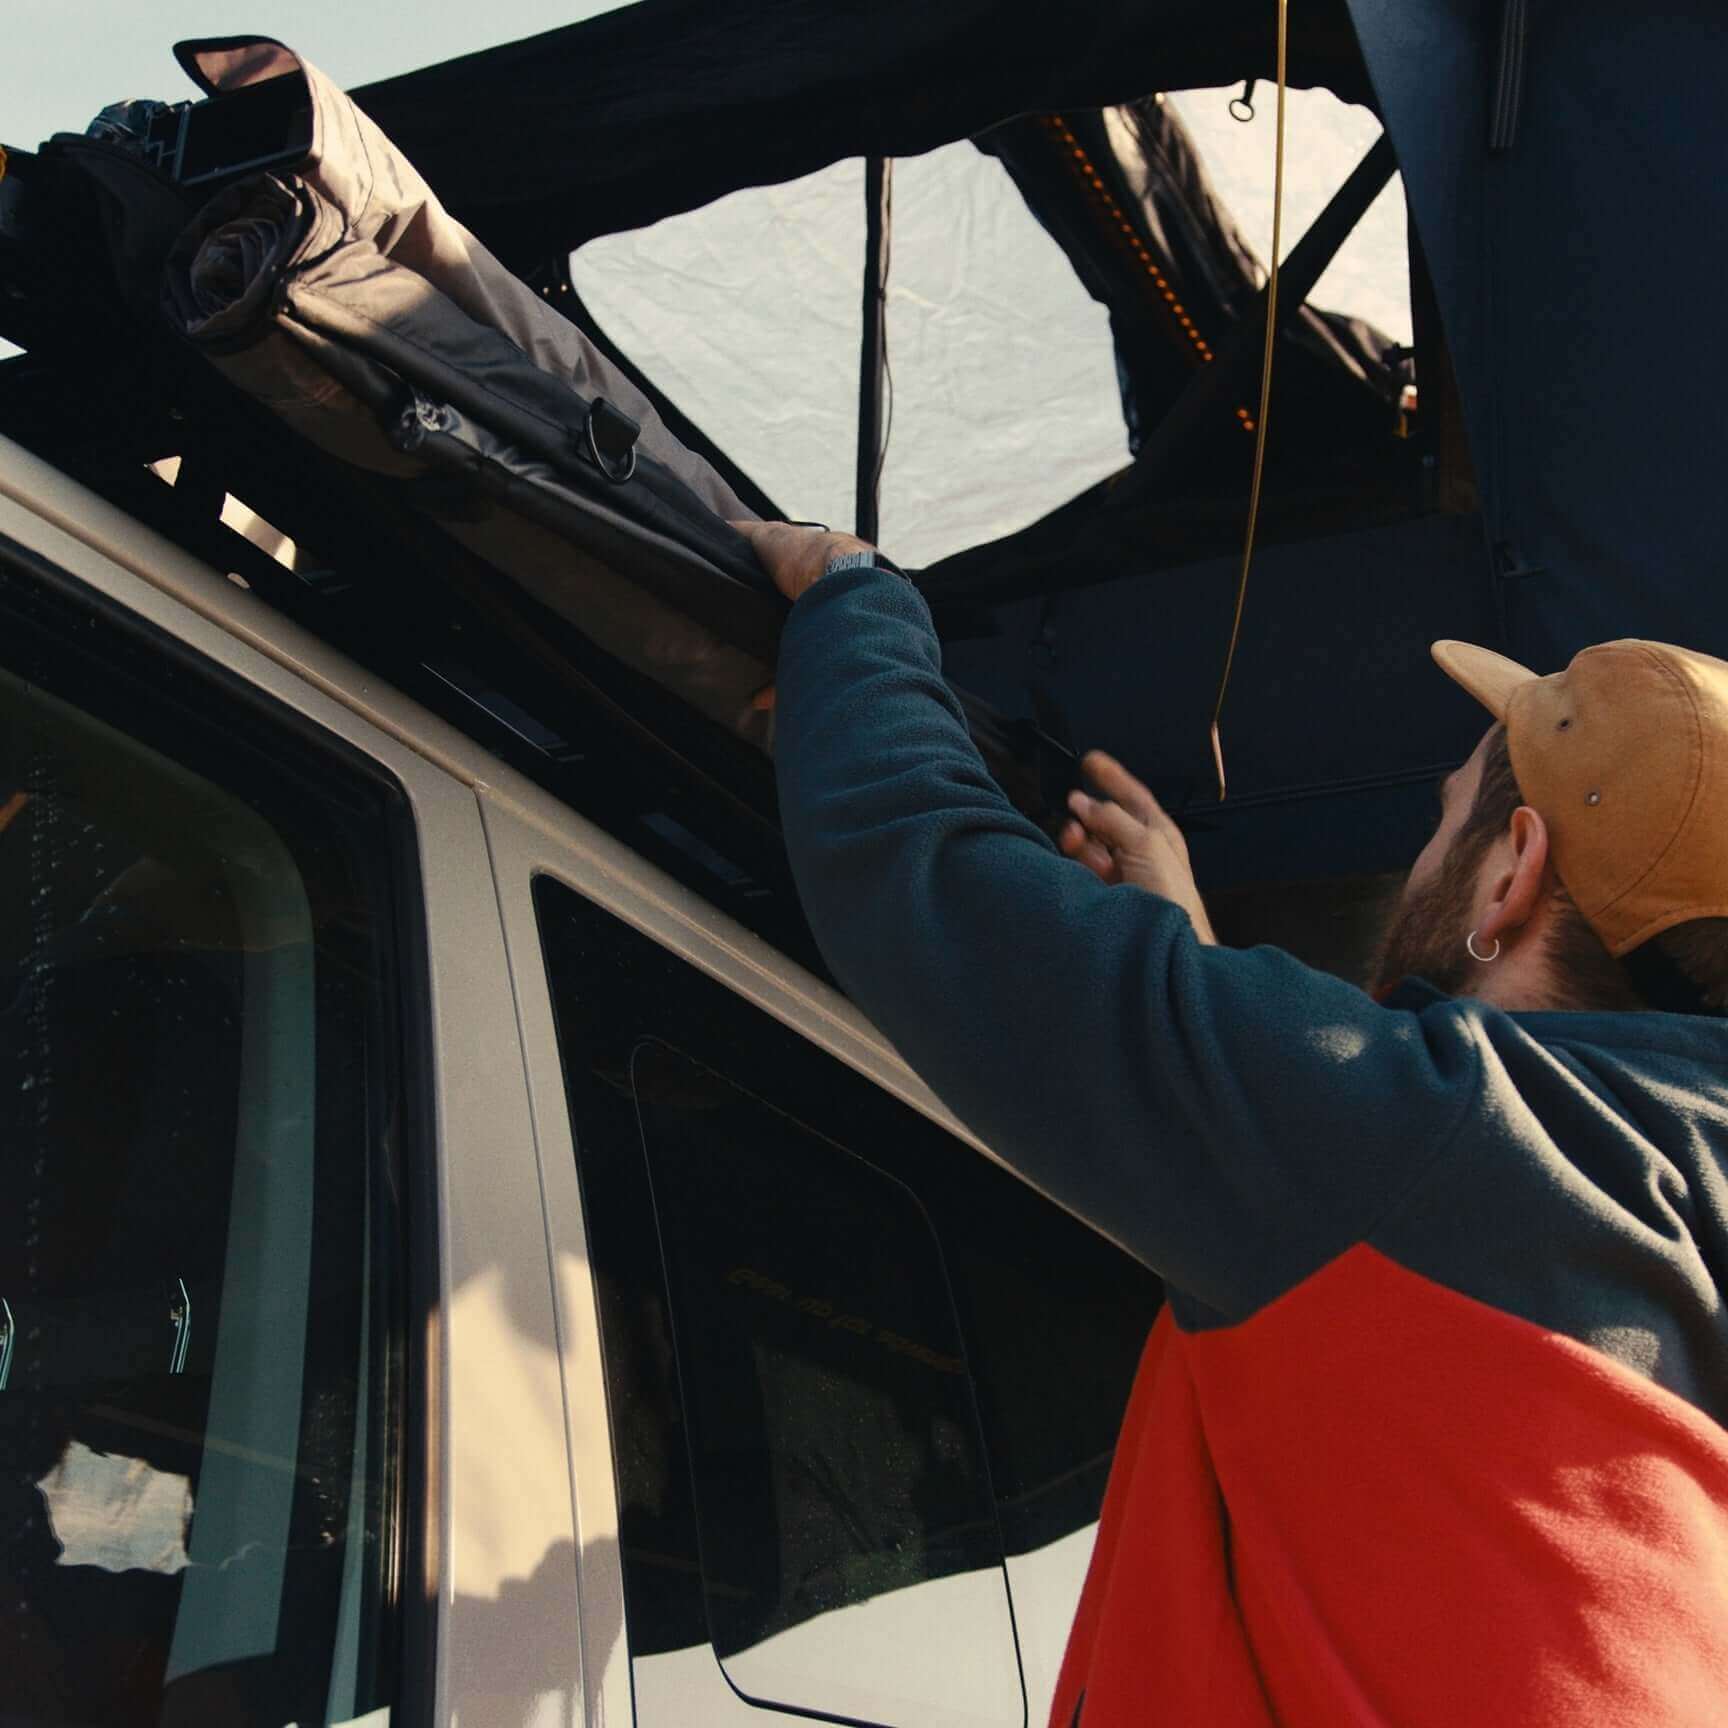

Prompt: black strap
xmin=854 ymin=155 xmax=892 ymax=543
xmin=1489 ymin=0 xmax=1529 ymax=153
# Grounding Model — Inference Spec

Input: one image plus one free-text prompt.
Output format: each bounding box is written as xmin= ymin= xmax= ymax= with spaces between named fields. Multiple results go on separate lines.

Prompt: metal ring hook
xmin=585 ymin=416 xmax=637 ymax=484
xmin=1230 ymin=79 xmax=1258 ymax=123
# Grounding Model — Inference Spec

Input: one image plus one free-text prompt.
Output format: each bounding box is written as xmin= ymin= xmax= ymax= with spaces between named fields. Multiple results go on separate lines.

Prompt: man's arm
xmin=768 ymin=558 xmax=1486 ymax=1319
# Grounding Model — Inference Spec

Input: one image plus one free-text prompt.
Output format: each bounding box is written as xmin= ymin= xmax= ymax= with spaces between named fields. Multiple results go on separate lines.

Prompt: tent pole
xmin=1119 ymin=134 xmax=1396 ymax=507
xmin=855 ymin=155 xmax=892 ymax=545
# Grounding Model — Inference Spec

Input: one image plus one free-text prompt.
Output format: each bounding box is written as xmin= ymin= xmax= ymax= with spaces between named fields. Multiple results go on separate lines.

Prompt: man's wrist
xmin=731 ymin=518 xmax=908 ymax=604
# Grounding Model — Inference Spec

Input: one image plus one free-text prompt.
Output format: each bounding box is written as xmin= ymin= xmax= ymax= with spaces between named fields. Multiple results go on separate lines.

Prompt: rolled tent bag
xmin=158 ymin=37 xmax=780 ymax=749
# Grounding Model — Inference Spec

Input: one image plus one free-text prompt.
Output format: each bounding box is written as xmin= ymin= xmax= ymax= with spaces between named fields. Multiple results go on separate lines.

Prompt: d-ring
xmin=585 ymin=417 xmax=637 ymax=483
xmin=1467 ymin=930 xmax=1502 ymax=964
xmin=582 ymin=398 xmax=641 ymax=484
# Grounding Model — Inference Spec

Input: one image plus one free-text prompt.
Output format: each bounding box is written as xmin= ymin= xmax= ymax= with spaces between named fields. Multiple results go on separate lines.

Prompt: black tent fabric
xmin=1351 ymin=0 xmax=1728 ymax=670
xmin=352 ymin=0 xmax=1371 ymax=267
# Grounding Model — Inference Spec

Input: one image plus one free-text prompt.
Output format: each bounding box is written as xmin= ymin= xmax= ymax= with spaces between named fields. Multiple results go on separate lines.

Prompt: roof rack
xmin=0 ymin=311 xmax=827 ymax=975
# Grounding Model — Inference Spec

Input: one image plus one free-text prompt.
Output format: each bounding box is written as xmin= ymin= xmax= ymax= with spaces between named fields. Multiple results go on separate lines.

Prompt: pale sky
xmin=3 ymin=3 xmax=628 ymax=153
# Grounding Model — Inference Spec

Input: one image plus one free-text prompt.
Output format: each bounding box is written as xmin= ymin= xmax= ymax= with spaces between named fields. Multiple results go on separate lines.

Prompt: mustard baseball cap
xmin=1431 ymin=637 xmax=1728 ymax=957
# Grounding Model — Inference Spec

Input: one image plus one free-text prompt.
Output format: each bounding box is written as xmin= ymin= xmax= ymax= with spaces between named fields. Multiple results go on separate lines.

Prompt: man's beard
xmin=1371 ymin=840 xmax=1485 ymax=999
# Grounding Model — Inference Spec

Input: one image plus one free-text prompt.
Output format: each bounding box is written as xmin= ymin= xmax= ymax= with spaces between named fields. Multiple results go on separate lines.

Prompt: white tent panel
xmin=572 ymin=88 xmax=1410 ymax=569
xmin=573 ymin=156 xmax=866 ymax=542
xmin=572 ymin=141 xmax=1127 ymax=568
xmin=875 ymin=144 xmax=1127 ymax=567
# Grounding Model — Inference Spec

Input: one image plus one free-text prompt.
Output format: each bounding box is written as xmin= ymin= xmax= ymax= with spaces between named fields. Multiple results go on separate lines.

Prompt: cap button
xmin=1586 ymin=791 xmax=1601 ymax=806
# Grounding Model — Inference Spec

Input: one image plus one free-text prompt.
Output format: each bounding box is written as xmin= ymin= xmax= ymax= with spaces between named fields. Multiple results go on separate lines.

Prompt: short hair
xmin=1463 ymin=726 xmax=1728 ymax=1013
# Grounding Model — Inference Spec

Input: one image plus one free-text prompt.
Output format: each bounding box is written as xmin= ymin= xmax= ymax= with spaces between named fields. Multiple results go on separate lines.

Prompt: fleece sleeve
xmin=773 ymin=566 xmax=1486 ymax=1319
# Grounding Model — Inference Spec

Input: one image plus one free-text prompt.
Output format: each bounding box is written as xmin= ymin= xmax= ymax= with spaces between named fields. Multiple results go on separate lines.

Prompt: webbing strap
xmin=1210 ymin=0 xmax=1288 ymax=802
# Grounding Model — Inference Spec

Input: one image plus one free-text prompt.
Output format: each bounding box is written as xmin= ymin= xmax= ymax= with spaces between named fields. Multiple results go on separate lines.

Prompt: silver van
xmin=0 ymin=425 xmax=1159 ymax=1727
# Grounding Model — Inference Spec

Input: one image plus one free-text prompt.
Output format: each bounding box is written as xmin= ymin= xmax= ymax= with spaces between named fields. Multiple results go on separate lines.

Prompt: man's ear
xmin=1478 ymin=805 xmax=1552 ymax=948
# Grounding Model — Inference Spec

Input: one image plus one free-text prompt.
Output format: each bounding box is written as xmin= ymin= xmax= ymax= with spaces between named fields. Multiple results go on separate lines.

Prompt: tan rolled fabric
xmin=183 ymin=38 xmax=752 ymax=520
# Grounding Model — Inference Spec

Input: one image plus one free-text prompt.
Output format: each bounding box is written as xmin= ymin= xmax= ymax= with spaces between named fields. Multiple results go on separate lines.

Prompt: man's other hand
xmin=732 ymin=519 xmax=875 ymax=604
xmin=1061 ymin=751 xmax=1219 ymax=945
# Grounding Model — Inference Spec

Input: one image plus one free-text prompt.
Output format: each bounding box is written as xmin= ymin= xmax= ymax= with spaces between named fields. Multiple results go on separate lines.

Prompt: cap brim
xmin=1431 ymin=640 xmax=1536 ymax=721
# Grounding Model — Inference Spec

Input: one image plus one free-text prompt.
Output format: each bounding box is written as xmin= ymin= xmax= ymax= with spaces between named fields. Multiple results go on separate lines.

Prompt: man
xmin=737 ymin=519 xmax=1728 ymax=1727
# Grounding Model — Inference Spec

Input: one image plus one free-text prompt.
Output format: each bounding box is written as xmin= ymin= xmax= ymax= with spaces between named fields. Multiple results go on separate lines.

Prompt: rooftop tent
xmin=353 ymin=0 xmax=1728 ymax=883
xmin=353 ymin=0 xmax=1728 ymax=669
xmin=5 ymin=2 xmax=1725 ymax=958
xmin=355 ymin=0 xmax=1490 ymax=895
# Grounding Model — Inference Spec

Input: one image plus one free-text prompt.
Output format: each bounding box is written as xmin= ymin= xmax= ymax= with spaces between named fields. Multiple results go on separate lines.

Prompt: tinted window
xmin=535 ymin=876 xmax=1161 ymax=1727
xmin=0 ymin=568 xmax=409 ymax=1727
xmin=633 ymin=1042 xmax=1021 ymax=1725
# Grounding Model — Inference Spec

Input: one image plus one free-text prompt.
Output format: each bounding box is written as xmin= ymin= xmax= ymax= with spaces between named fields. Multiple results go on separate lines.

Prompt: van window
xmin=0 ymin=576 xmax=408 ymax=1728
xmin=536 ymin=875 xmax=1162 ymax=1727
xmin=631 ymin=1041 xmax=1022 ymax=1726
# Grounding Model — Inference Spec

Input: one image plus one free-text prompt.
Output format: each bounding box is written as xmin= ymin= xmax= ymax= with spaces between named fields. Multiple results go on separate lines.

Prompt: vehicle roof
xmin=0 ymin=425 xmax=994 ymax=1158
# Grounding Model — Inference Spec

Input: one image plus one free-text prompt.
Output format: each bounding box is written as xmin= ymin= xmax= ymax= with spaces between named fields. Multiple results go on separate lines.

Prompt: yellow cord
xmin=1210 ymin=0 xmax=1288 ymax=803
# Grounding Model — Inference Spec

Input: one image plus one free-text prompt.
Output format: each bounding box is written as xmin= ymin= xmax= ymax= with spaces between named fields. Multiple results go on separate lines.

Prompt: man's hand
xmin=1060 ymin=750 xmax=1219 ymax=944
xmin=732 ymin=519 xmax=875 ymax=604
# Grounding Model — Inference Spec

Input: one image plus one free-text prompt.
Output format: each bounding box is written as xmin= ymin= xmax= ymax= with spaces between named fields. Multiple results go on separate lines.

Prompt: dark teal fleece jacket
xmin=773 ymin=565 xmax=1728 ymax=1355
xmin=773 ymin=564 xmax=1728 ymax=1723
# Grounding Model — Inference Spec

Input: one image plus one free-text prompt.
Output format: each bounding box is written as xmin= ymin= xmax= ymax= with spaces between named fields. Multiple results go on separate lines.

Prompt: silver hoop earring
xmin=1467 ymin=930 xmax=1501 ymax=964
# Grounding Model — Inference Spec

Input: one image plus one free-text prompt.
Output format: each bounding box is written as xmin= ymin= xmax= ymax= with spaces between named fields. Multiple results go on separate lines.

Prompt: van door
xmin=0 ymin=478 xmax=584 ymax=1728
xmin=483 ymin=795 xmax=1162 ymax=1728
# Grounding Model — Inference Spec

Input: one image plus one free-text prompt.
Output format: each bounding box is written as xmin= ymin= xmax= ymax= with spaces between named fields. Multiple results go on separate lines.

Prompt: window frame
xmin=522 ymin=863 xmax=1164 ymax=1728
xmin=627 ymin=1034 xmax=1027 ymax=1726
xmin=0 ymin=524 xmax=438 ymax=1728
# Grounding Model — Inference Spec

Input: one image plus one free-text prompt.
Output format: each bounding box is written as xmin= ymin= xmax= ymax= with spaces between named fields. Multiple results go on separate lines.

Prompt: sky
xmin=2 ymin=2 xmax=628 ymax=150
